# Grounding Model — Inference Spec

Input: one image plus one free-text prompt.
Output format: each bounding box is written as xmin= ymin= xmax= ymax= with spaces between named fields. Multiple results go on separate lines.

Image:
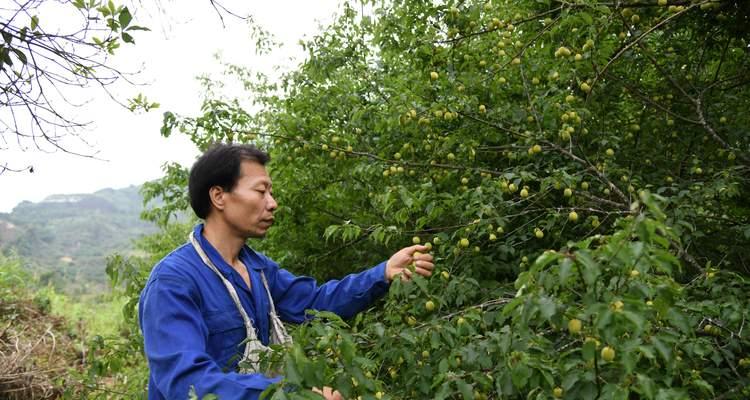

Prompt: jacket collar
xmin=193 ymin=224 xmax=266 ymax=271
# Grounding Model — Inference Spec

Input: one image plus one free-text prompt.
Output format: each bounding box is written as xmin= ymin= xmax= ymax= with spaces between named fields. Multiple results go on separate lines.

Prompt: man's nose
xmin=267 ymin=193 xmax=278 ymax=211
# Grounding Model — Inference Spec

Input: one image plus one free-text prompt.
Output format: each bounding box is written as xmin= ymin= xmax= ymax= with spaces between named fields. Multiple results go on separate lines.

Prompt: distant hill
xmin=0 ymin=185 xmax=157 ymax=294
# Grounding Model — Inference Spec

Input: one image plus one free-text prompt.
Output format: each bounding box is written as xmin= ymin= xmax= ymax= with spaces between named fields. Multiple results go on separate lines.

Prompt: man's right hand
xmin=385 ymin=244 xmax=435 ymax=282
xmin=312 ymin=386 xmax=343 ymax=400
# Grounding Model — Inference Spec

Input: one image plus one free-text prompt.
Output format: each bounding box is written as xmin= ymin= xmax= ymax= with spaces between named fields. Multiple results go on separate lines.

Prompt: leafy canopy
xmin=107 ymin=0 xmax=750 ymax=399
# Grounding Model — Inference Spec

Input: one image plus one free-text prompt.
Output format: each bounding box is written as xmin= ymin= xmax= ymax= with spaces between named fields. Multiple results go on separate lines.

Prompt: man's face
xmin=220 ymin=160 xmax=277 ymax=238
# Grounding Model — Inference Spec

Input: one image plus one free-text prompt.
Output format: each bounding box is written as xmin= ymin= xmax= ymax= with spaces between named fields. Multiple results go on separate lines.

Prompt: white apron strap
xmin=259 ymin=271 xmax=293 ymax=346
xmin=188 ymin=232 xmax=291 ymax=374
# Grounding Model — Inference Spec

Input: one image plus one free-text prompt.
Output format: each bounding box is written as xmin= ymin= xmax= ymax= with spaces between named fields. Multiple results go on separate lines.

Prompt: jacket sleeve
xmin=139 ymin=275 xmax=280 ymax=400
xmin=264 ymin=259 xmax=391 ymax=323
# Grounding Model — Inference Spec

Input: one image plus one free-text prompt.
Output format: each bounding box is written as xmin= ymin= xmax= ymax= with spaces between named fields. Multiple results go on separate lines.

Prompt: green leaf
xmin=576 ymin=250 xmax=599 ymax=287
xmin=456 ymin=379 xmax=474 ymax=400
xmin=579 ymin=12 xmax=593 ymax=25
xmin=502 ymin=296 xmax=525 ymax=317
xmin=666 ymin=308 xmax=690 ymax=334
xmin=398 ymin=331 xmax=417 ymax=344
xmin=638 ymin=345 xmax=655 ymax=360
xmin=1 ymin=47 xmax=13 ymax=66
xmin=651 ymin=336 xmax=673 ymax=365
xmin=125 ymin=25 xmax=150 ymax=31
xmin=621 ymin=346 xmax=637 ymax=374
xmin=323 ymin=224 xmax=340 ymax=240
xmin=582 ymin=339 xmax=596 ymax=361
xmin=636 ymin=216 xmax=653 ymax=244
xmin=434 ymin=381 xmax=452 ymax=400
xmin=636 ymin=374 xmax=656 ymax=399
xmin=11 ymin=48 xmax=27 ymax=65
xmin=511 ymin=363 xmax=531 ymax=388
xmin=30 ymin=15 xmax=39 ymax=31
xmin=438 ymin=358 xmax=449 ymax=374
xmin=562 ymin=373 xmax=579 ymax=390
xmin=639 ymin=191 xmax=666 ymax=221
xmin=602 ymin=383 xmax=629 ymax=400
xmin=283 ymin=357 xmax=303 ymax=385
xmin=652 ymin=250 xmax=678 ymax=275
xmin=621 ymin=310 xmax=645 ymax=333
xmin=579 ymin=382 xmax=598 ymax=400
xmin=97 ymin=6 xmax=110 ymax=17
xmin=596 ymin=308 xmax=613 ymax=331
xmin=412 ymin=273 xmax=429 ymax=295
xmin=532 ymin=250 xmax=561 ymax=272
xmin=118 ymin=7 xmax=132 ymax=28
xmin=558 ymin=257 xmax=573 ymax=285
xmin=692 ymin=379 xmax=714 ymax=395
xmin=537 ymin=295 xmax=556 ymax=320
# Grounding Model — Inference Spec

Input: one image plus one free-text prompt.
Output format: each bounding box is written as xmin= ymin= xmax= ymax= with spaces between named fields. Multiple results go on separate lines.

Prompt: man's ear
xmin=208 ymin=186 xmax=226 ymax=212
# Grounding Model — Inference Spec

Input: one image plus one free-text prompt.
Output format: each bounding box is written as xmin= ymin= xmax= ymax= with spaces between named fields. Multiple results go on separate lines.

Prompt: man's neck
xmin=202 ymin=218 xmax=245 ymax=267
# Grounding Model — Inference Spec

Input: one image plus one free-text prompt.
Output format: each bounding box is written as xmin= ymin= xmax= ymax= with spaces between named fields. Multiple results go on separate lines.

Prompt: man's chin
xmin=246 ymin=228 xmax=270 ymax=239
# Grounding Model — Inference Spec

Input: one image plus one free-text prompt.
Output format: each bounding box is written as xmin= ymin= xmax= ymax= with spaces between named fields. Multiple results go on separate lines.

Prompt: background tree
xmin=0 ymin=0 xmax=153 ymax=173
xmin=110 ymin=0 xmax=750 ymax=398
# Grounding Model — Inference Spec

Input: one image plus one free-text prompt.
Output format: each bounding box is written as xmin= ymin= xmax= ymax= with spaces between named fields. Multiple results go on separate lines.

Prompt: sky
xmin=0 ymin=0 xmax=341 ymax=212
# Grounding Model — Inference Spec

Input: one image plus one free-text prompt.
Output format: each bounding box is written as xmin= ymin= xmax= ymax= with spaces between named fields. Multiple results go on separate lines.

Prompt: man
xmin=139 ymin=143 xmax=434 ymax=400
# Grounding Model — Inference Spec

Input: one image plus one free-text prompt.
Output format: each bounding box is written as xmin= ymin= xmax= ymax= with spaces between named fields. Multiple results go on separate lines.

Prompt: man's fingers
xmin=412 ymin=251 xmax=434 ymax=261
xmin=414 ymin=260 xmax=435 ymax=270
xmin=312 ymin=386 xmax=343 ymax=400
xmin=408 ymin=244 xmax=429 ymax=254
xmin=389 ymin=244 xmax=435 ymax=282
xmin=400 ymin=268 xmax=413 ymax=281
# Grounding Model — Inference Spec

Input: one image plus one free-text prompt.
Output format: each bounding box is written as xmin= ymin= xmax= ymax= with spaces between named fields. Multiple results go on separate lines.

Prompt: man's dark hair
xmin=188 ymin=143 xmax=270 ymax=219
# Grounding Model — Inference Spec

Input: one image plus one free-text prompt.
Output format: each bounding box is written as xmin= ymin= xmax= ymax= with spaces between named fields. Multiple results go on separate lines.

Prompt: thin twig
xmin=590 ymin=3 xmax=698 ymax=92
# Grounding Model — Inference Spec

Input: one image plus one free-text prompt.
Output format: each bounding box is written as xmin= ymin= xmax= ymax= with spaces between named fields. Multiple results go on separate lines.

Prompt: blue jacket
xmin=138 ymin=224 xmax=390 ymax=399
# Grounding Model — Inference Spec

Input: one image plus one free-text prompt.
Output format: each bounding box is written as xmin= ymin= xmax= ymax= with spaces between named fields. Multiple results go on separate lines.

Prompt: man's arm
xmin=140 ymin=275 xmax=279 ymax=400
xmin=266 ymin=244 xmax=434 ymax=323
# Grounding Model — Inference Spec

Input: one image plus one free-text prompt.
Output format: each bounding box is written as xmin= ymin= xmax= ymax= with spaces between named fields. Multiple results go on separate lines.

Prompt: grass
xmin=45 ymin=288 xmax=127 ymax=339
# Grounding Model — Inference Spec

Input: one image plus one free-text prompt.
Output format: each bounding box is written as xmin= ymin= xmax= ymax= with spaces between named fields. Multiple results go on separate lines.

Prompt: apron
xmin=189 ymin=232 xmax=293 ymax=373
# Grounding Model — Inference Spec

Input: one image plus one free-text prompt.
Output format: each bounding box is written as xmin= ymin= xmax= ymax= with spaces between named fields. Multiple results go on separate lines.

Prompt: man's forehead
xmin=239 ymin=161 xmax=272 ymax=184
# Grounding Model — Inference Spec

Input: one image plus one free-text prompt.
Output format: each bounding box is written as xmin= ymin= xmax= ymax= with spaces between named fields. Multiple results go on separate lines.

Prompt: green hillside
xmin=0 ymin=186 xmax=156 ymax=294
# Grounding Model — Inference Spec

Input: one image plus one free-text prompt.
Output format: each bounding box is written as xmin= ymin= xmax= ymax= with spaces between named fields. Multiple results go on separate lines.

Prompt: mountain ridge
xmin=0 ymin=185 xmax=157 ymax=294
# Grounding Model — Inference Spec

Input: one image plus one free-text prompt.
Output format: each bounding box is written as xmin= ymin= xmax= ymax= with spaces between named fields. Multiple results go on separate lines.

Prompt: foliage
xmin=0 ymin=252 xmax=32 ymax=301
xmin=110 ymin=0 xmax=750 ymax=398
xmin=263 ymin=199 xmax=750 ymax=399
xmin=48 ymin=289 xmax=126 ymax=339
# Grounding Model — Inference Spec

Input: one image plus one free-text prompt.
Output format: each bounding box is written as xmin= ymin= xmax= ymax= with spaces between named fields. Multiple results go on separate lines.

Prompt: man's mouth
xmin=261 ymin=218 xmax=274 ymax=226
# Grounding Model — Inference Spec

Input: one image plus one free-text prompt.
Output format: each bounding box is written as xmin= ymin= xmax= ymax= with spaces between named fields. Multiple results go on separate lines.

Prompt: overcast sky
xmin=0 ymin=0 xmax=341 ymax=212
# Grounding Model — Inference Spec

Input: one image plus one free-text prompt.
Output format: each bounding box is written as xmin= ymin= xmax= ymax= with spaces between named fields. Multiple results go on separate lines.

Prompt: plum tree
xmin=131 ymin=0 xmax=750 ymax=399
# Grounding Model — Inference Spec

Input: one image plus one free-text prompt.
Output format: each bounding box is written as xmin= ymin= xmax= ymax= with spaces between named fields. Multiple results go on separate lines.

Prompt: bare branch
xmin=0 ymin=0 xmax=145 ymax=170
